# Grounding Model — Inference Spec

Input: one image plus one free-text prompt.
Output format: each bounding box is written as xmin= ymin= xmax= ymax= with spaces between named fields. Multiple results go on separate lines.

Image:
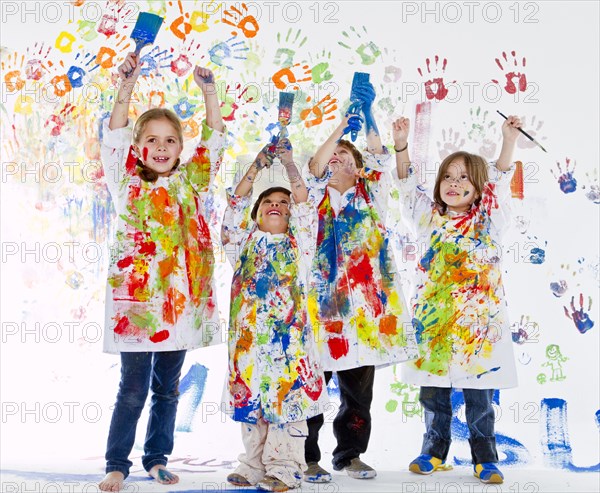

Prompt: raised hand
xmin=118 ymin=52 xmax=142 ymax=81
xmin=351 ymin=81 xmax=376 ymax=114
xmin=341 ymin=112 xmax=363 ymax=142
xmin=193 ymin=66 xmax=216 ymax=92
xmin=501 ymin=114 xmax=522 ymax=143
xmin=392 ymin=117 xmax=410 ymax=149
xmin=276 ymin=137 xmax=293 ymax=165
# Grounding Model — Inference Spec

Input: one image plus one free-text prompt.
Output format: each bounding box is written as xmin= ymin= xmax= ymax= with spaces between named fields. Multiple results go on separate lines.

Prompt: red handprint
xmin=297 ymin=358 xmax=323 ymax=401
xmin=417 ymin=56 xmax=454 ymax=101
xmin=492 ymin=51 xmax=527 ymax=94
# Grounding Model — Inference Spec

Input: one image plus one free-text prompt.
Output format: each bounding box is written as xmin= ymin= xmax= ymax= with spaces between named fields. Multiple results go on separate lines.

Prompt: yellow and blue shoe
xmin=474 ymin=463 xmax=504 ymax=484
xmin=408 ymin=454 xmax=452 ymax=475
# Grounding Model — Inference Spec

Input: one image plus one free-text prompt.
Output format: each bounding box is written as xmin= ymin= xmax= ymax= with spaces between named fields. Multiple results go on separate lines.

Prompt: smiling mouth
xmin=153 ymin=156 xmax=170 ymax=163
xmin=267 ymin=210 xmax=282 ymax=216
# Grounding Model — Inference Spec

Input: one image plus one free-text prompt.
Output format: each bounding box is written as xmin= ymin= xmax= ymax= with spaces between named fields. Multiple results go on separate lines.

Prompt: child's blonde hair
xmin=433 ymin=151 xmax=489 ymax=212
xmin=133 ymin=108 xmax=184 ymax=182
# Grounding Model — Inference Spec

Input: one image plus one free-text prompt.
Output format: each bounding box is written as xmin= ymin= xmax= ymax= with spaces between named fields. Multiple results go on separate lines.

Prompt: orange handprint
xmin=300 ymin=95 xmax=338 ymax=128
xmin=223 ymin=3 xmax=260 ymax=38
xmin=272 ymin=63 xmax=311 ymax=90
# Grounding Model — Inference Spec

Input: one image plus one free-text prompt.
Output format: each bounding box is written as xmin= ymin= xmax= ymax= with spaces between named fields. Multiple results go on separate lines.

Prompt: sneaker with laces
xmin=226 ymin=473 xmax=252 ymax=486
xmin=256 ymin=475 xmax=289 ymax=492
xmin=303 ymin=462 xmax=332 ymax=483
xmin=408 ymin=454 xmax=452 ymax=475
xmin=343 ymin=458 xmax=377 ymax=479
xmin=474 ymin=463 xmax=504 ymax=484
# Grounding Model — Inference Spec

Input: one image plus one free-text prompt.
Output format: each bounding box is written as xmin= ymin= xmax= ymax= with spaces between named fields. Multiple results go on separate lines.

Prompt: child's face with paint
xmin=328 ymin=144 xmax=358 ymax=180
xmin=256 ymin=192 xmax=291 ymax=234
xmin=135 ymin=118 xmax=183 ymax=177
xmin=439 ymin=158 xmax=478 ymax=213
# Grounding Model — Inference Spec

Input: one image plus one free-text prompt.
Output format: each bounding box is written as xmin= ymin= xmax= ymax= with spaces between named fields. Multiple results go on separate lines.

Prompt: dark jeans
xmin=105 ymin=350 xmax=186 ymax=478
xmin=305 ymin=365 xmax=375 ymax=470
xmin=419 ymin=386 xmax=498 ymax=464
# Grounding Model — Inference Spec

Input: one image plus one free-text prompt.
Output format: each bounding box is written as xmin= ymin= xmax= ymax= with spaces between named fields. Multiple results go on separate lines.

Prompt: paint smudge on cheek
xmin=143 ymin=147 xmax=149 ymax=161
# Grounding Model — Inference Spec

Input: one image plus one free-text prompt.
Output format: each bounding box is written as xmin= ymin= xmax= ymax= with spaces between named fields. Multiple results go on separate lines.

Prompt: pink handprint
xmin=551 ymin=158 xmax=577 ymax=194
xmin=417 ymin=55 xmax=454 ymax=101
xmin=564 ymin=293 xmax=594 ymax=334
xmin=437 ymin=128 xmax=465 ymax=159
xmin=493 ymin=50 xmax=527 ymax=94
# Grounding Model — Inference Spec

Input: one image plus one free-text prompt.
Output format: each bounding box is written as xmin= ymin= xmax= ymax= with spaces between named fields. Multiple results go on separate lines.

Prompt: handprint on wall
xmin=564 ymin=293 xmax=595 ymax=334
xmin=492 ymin=50 xmax=527 ymax=94
xmin=552 ymin=158 xmax=577 ymax=194
xmin=417 ymin=56 xmax=454 ymax=101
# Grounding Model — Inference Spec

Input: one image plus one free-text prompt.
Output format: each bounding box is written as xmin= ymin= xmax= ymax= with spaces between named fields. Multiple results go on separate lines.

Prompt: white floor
xmin=1 ymin=459 xmax=599 ymax=493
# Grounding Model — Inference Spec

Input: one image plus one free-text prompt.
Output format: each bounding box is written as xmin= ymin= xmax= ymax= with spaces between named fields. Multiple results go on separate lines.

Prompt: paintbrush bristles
xmin=278 ymin=92 xmax=295 ymax=126
xmin=131 ymin=12 xmax=164 ymax=52
xmin=351 ymin=72 xmax=370 ymax=92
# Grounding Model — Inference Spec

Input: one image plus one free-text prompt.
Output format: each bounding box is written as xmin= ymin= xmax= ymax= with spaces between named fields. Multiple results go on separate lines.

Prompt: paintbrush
xmin=497 ymin=110 xmax=547 ymax=152
xmin=124 ymin=12 xmax=164 ymax=77
xmin=344 ymin=72 xmax=370 ymax=141
xmin=277 ymin=92 xmax=294 ymax=140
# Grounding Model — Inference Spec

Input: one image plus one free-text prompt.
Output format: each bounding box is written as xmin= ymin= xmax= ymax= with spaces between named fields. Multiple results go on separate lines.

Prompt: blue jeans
xmin=419 ymin=386 xmax=498 ymax=464
xmin=105 ymin=351 xmax=186 ymax=478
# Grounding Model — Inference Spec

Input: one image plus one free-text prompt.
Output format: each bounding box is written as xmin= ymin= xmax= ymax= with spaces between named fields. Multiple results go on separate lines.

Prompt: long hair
xmin=433 ymin=151 xmax=489 ymax=212
xmin=133 ymin=108 xmax=183 ymax=182
xmin=250 ymin=186 xmax=292 ymax=221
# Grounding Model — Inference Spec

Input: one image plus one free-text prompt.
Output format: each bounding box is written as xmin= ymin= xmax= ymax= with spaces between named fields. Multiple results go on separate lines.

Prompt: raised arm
xmin=392 ymin=117 xmax=411 ymax=179
xmin=109 ymin=53 xmax=141 ymax=130
xmin=233 ymin=144 xmax=276 ymax=197
xmin=193 ymin=67 xmax=224 ymax=133
xmin=277 ymin=138 xmax=308 ymax=203
xmin=496 ymin=114 xmax=522 ymax=171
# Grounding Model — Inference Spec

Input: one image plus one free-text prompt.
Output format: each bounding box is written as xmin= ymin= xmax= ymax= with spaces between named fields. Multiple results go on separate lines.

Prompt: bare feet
xmin=148 ymin=464 xmax=179 ymax=485
xmin=99 ymin=471 xmax=125 ymax=492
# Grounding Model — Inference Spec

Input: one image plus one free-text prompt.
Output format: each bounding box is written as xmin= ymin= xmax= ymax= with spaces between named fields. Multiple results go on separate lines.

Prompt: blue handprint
xmin=552 ymin=158 xmax=577 ymax=194
xmin=564 ymin=293 xmax=594 ymax=334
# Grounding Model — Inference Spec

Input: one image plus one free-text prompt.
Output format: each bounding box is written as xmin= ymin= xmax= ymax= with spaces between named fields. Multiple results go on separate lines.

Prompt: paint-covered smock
xmin=221 ymin=191 xmax=328 ymax=424
xmin=307 ymin=149 xmax=418 ymax=371
xmin=396 ymin=164 xmax=518 ymax=389
xmin=100 ymin=119 xmax=226 ymax=354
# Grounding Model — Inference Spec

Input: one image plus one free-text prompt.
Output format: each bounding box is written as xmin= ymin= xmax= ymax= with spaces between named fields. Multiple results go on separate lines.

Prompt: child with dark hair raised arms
xmin=221 ymin=138 xmax=328 ymax=492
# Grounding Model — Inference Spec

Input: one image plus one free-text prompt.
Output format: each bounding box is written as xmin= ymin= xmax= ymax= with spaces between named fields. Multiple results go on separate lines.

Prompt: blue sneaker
xmin=408 ymin=454 xmax=452 ymax=475
xmin=474 ymin=463 xmax=504 ymax=484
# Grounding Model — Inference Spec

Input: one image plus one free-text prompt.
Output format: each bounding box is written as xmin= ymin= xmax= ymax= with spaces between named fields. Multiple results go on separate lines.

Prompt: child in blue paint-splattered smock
xmin=98 ymin=53 xmax=226 ymax=492
xmin=391 ymin=115 xmax=523 ymax=484
xmin=303 ymin=79 xmax=417 ymax=483
xmin=221 ymin=138 xmax=328 ymax=492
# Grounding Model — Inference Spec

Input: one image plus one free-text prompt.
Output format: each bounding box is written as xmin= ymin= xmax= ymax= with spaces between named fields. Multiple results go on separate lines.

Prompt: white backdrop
xmin=1 ymin=1 xmax=599 ymax=491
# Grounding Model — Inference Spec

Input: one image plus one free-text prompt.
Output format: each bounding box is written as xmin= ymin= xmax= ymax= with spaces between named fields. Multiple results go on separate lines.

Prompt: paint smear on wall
xmin=540 ymin=398 xmax=600 ymax=472
xmin=176 ymin=363 xmax=209 ymax=432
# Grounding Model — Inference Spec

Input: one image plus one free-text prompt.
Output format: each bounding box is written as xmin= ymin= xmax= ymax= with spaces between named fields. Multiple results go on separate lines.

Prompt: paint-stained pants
xmin=105 ymin=350 xmax=186 ymax=478
xmin=305 ymin=366 xmax=375 ymax=470
xmin=419 ymin=386 xmax=499 ymax=464
xmin=234 ymin=414 xmax=307 ymax=488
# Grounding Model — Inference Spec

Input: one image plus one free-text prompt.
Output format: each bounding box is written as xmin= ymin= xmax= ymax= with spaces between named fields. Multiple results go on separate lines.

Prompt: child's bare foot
xmin=148 ymin=465 xmax=179 ymax=485
xmin=99 ymin=471 xmax=125 ymax=492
